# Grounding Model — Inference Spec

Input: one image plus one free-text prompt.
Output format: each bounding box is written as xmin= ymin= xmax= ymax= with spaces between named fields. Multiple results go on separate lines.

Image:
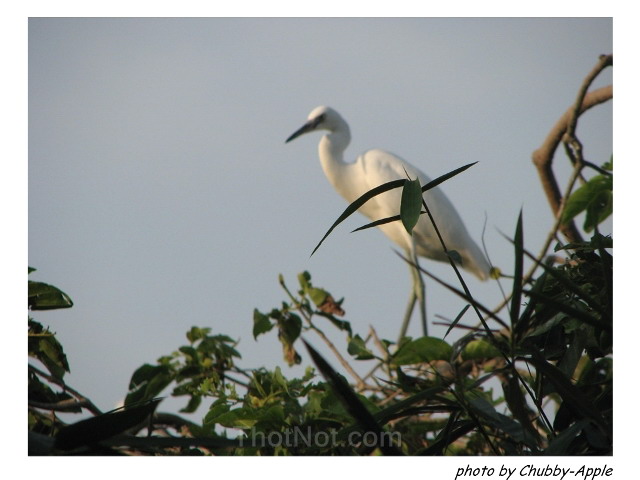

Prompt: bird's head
xmin=285 ymin=106 xmax=345 ymax=143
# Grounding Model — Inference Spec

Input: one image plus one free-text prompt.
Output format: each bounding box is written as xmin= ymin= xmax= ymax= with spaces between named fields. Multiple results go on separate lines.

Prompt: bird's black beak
xmin=285 ymin=120 xmax=314 ymax=143
xmin=285 ymin=114 xmax=324 ymax=143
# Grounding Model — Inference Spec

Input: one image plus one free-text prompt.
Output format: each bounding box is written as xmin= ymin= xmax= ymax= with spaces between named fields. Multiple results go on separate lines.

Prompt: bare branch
xmin=531 ymin=54 xmax=612 ymax=244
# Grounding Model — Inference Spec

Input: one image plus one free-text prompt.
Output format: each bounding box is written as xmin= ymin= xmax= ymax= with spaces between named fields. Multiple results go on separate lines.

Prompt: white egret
xmin=286 ymin=106 xmax=490 ymax=338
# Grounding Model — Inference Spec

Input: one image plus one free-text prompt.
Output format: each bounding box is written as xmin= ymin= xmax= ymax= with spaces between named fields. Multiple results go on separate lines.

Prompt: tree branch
xmin=531 ymin=54 xmax=612 ymax=244
xmin=29 ymin=364 xmax=103 ymax=416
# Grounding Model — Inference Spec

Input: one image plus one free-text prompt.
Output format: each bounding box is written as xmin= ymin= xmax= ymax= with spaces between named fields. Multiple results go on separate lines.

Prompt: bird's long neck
xmin=318 ymin=127 xmax=355 ymax=202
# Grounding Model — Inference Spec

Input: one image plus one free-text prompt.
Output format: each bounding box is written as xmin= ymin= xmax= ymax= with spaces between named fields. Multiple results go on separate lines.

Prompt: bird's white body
xmin=290 ymin=105 xmax=491 ymax=280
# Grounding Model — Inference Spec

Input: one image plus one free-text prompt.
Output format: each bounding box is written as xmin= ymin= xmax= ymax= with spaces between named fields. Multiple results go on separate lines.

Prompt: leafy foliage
xmin=28 ymin=81 xmax=612 ymax=455
xmin=561 ymin=158 xmax=613 ymax=233
xmin=29 ymin=229 xmax=612 ymax=455
xmin=28 ymin=156 xmax=613 ymax=454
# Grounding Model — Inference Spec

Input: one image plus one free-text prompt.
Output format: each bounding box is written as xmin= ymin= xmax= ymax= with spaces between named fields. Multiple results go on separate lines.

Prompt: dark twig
xmin=29 ymin=364 xmax=103 ymax=416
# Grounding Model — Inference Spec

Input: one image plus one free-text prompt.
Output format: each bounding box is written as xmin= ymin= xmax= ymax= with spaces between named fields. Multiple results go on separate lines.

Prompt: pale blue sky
xmin=28 ymin=18 xmax=612 ymax=418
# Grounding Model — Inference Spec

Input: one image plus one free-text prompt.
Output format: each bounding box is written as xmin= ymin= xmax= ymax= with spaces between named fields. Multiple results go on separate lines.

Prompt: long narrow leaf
xmin=312 ymin=162 xmax=478 ymax=256
xmin=510 ymin=210 xmax=524 ymax=327
xmin=352 ymin=213 xmax=403 ymax=233
xmin=352 ymin=212 xmax=424 ymax=233
xmin=55 ymin=398 xmax=162 ymax=451
xmin=444 ymin=304 xmax=471 ymax=339
xmin=311 ymin=179 xmax=405 ymax=256
xmin=524 ymin=289 xmax=610 ymax=332
xmin=524 ymin=350 xmax=609 ymax=433
xmin=100 ymin=434 xmax=241 ymax=450
xmin=372 ymin=385 xmax=447 ymax=425
xmin=351 ymin=162 xmax=478 ymax=234
xmin=421 ymin=162 xmax=478 ymax=193
xmin=419 ymin=419 xmax=476 ymax=456
xmin=500 ymin=233 xmax=611 ymax=322
xmin=302 ymin=339 xmax=401 ymax=455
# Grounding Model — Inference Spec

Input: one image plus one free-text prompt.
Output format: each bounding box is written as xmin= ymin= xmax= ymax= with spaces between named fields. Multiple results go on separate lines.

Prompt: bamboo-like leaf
xmin=55 ymin=398 xmax=162 ymax=451
xmin=419 ymin=419 xmax=475 ymax=456
xmin=351 ymin=213 xmax=422 ymax=233
xmin=100 ymin=434 xmax=241 ymax=450
xmin=524 ymin=289 xmax=610 ymax=333
xmin=444 ymin=304 xmax=471 ymax=339
xmin=543 ymin=419 xmax=590 ymax=455
xmin=400 ymin=176 xmax=422 ymax=235
xmin=468 ymin=395 xmax=538 ymax=449
xmin=351 ymin=163 xmax=478 ymax=235
xmin=312 ymin=162 xmax=478 ymax=255
xmin=371 ymin=385 xmax=447 ymax=425
xmin=501 ymin=234 xmax=611 ymax=322
xmin=311 ymin=179 xmax=405 ymax=256
xmin=510 ymin=210 xmax=524 ymax=328
xmin=302 ymin=339 xmax=401 ymax=455
xmin=420 ymin=162 xmax=478 ymax=193
xmin=524 ymin=350 xmax=609 ymax=433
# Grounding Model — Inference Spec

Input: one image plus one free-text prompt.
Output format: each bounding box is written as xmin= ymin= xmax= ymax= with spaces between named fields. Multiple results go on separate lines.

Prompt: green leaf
xmin=203 ymin=402 xmax=231 ymax=426
xmin=468 ymin=395 xmax=538 ymax=449
xmin=583 ymin=188 xmax=612 ymax=232
xmin=297 ymin=271 xmax=312 ymax=290
xmin=278 ymin=313 xmax=302 ymax=344
xmin=54 ymin=399 xmax=162 ymax=451
xmin=461 ymin=339 xmax=501 ymax=361
xmin=419 ymin=419 xmax=476 ymax=455
xmin=186 ymin=326 xmax=211 ymax=343
xmin=211 ymin=408 xmax=258 ymax=429
xmin=347 ymin=334 xmax=375 ymax=360
xmin=308 ymin=287 xmax=329 ymax=306
xmin=317 ymin=312 xmax=352 ymax=336
xmin=351 ymin=163 xmax=478 ymax=235
xmin=253 ymin=309 xmax=274 ymax=339
xmin=302 ymin=340 xmax=402 ymax=456
xmin=311 ymin=178 xmax=406 ymax=256
xmin=510 ymin=210 xmax=524 ymax=327
xmin=125 ymin=364 xmax=174 ymax=406
xmin=180 ymin=395 xmax=202 ymax=414
xmin=28 ymin=281 xmax=74 ymax=310
xmin=524 ymin=289 xmax=610 ymax=333
xmin=28 ymin=320 xmax=70 ymax=380
xmin=561 ymin=175 xmax=612 ymax=230
xmin=420 ymin=162 xmax=477 ymax=193
xmin=391 ymin=336 xmax=453 ymax=366
xmin=501 ymin=374 xmax=540 ymax=448
xmin=273 ymin=366 xmax=289 ymax=394
xmin=543 ymin=419 xmax=590 ymax=455
xmin=525 ymin=350 xmax=609 ymax=432
xmin=400 ymin=177 xmax=422 ymax=235
xmin=444 ymin=304 xmax=470 ymax=339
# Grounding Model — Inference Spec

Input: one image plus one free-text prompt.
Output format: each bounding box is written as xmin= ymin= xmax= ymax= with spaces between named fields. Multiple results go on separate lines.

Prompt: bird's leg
xmin=397 ymin=243 xmax=428 ymax=344
xmin=407 ymin=238 xmax=428 ymax=337
xmin=413 ymin=256 xmax=428 ymax=337
xmin=398 ymin=287 xmax=417 ymax=344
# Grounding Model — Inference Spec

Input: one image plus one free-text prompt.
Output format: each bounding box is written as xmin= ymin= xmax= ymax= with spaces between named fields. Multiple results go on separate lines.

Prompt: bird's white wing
xmin=354 ymin=149 xmax=490 ymax=279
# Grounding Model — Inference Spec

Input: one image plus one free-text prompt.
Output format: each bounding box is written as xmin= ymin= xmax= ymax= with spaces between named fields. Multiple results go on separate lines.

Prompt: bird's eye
xmin=312 ymin=113 xmax=326 ymax=127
